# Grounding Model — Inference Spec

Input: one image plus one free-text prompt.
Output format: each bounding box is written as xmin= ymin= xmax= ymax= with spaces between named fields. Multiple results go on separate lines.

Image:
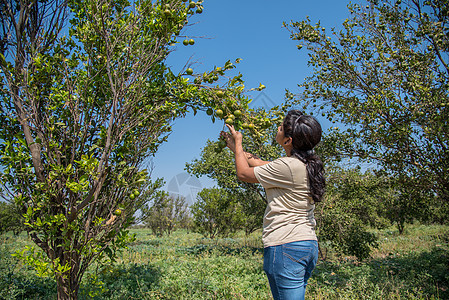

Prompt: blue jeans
xmin=263 ymin=240 xmax=318 ymax=300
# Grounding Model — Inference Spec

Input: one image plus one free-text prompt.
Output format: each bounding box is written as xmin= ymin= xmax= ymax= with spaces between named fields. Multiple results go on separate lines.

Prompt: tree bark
xmin=56 ymin=273 xmax=80 ymax=300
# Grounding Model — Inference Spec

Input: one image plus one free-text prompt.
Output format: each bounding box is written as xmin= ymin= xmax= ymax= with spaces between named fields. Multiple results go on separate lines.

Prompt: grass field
xmin=1 ymin=224 xmax=448 ymax=299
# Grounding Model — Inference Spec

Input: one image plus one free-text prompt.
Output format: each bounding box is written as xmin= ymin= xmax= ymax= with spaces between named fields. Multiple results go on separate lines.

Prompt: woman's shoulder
xmin=260 ymin=157 xmax=306 ymax=173
xmin=277 ymin=156 xmax=306 ymax=166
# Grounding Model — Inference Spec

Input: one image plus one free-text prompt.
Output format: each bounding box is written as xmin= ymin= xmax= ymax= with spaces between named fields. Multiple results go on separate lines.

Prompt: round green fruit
xmin=189 ymin=1 xmax=196 ymax=8
xmin=228 ymin=114 xmax=235 ymax=120
xmin=215 ymin=109 xmax=224 ymax=118
xmin=114 ymin=209 xmax=122 ymax=216
xmin=189 ymin=39 xmax=195 ymax=45
xmin=129 ymin=193 xmax=136 ymax=200
xmin=196 ymin=8 xmax=203 ymax=13
xmin=186 ymin=68 xmax=193 ymax=75
xmin=206 ymin=108 xmax=213 ymax=115
xmin=233 ymin=110 xmax=242 ymax=117
xmin=218 ymin=140 xmax=227 ymax=149
xmin=216 ymin=90 xmax=224 ymax=98
xmin=225 ymin=118 xmax=234 ymax=125
xmin=183 ymin=39 xmax=189 ymax=46
xmin=163 ymin=9 xmax=171 ymax=17
xmin=133 ymin=189 xmax=140 ymax=196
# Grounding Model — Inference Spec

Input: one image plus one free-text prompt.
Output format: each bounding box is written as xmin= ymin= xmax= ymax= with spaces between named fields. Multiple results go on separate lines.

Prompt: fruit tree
xmin=286 ymin=0 xmax=449 ymax=222
xmin=0 ymin=0 xmax=275 ymax=298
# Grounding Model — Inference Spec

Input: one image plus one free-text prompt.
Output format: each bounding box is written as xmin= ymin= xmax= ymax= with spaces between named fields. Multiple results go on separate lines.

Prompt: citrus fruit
xmin=215 ymin=109 xmax=224 ymax=118
xmin=218 ymin=140 xmax=227 ymax=149
xmin=186 ymin=68 xmax=193 ymax=75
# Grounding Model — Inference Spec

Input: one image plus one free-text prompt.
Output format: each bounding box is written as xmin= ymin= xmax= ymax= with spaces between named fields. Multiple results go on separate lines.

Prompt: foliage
xmin=0 ymin=201 xmax=25 ymax=235
xmin=143 ymin=192 xmax=190 ymax=237
xmin=286 ymin=0 xmax=449 ymax=222
xmin=190 ymin=187 xmax=245 ymax=239
xmin=316 ymin=167 xmax=394 ymax=260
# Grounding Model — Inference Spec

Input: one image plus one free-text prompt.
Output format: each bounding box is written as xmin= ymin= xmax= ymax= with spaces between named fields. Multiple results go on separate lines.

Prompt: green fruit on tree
xmin=129 ymin=193 xmax=136 ymax=200
xmin=218 ymin=140 xmax=227 ymax=149
xmin=233 ymin=110 xmax=242 ymax=117
xmin=186 ymin=68 xmax=193 ymax=75
xmin=114 ymin=209 xmax=122 ymax=216
xmin=228 ymin=114 xmax=235 ymax=120
xmin=215 ymin=109 xmax=224 ymax=118
xmin=196 ymin=8 xmax=203 ymax=13
xmin=216 ymin=90 xmax=224 ymax=98
xmin=133 ymin=189 xmax=140 ymax=196
xmin=189 ymin=1 xmax=196 ymax=8
xmin=242 ymin=123 xmax=249 ymax=129
xmin=164 ymin=9 xmax=171 ymax=17
xmin=225 ymin=118 xmax=234 ymax=125
xmin=206 ymin=108 xmax=213 ymax=115
xmin=189 ymin=39 xmax=195 ymax=45
xmin=248 ymin=123 xmax=255 ymax=130
xmin=183 ymin=39 xmax=189 ymax=46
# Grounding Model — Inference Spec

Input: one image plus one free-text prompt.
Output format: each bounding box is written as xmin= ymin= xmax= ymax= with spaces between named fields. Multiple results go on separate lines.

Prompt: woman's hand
xmin=220 ymin=130 xmax=236 ymax=153
xmin=223 ymin=124 xmax=259 ymax=183
xmin=220 ymin=124 xmax=242 ymax=152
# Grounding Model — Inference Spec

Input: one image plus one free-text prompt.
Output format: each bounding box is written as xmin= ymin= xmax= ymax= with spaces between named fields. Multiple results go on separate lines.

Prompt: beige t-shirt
xmin=254 ymin=156 xmax=317 ymax=248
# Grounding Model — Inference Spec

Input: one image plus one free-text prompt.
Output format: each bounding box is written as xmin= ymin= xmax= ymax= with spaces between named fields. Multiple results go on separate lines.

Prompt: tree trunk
xmin=56 ymin=275 xmax=80 ymax=300
xmin=55 ymin=251 xmax=82 ymax=300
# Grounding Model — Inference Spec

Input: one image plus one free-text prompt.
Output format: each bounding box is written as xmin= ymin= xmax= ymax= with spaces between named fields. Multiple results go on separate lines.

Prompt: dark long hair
xmin=283 ymin=110 xmax=325 ymax=203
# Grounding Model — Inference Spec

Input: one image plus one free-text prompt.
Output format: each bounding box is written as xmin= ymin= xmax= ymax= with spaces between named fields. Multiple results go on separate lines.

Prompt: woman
xmin=221 ymin=110 xmax=325 ymax=300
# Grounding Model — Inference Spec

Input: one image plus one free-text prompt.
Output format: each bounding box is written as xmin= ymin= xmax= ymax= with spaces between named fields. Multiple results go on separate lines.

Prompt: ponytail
xmin=291 ymin=149 xmax=325 ymax=203
xmin=283 ymin=110 xmax=325 ymax=203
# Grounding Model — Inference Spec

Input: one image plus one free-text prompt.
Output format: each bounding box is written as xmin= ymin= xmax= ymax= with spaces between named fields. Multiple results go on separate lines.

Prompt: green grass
xmin=1 ymin=224 xmax=448 ymax=299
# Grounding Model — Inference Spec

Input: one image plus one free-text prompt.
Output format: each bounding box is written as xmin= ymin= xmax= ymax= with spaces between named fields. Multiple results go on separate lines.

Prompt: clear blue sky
xmin=151 ymin=0 xmax=354 ymax=202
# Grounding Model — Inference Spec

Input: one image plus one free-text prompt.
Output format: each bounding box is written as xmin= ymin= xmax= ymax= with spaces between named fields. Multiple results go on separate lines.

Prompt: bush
xmin=191 ymin=188 xmax=245 ymax=239
xmin=316 ymin=168 xmax=391 ymax=260
xmin=0 ymin=201 xmax=25 ymax=235
xmin=144 ymin=194 xmax=190 ymax=237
